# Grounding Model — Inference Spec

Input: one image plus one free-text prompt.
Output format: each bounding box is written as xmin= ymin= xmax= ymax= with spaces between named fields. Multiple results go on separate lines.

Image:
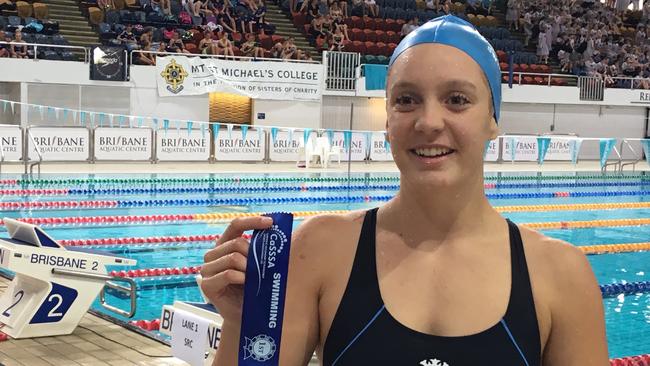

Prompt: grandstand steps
xmin=264 ymin=3 xmax=322 ymax=61
xmin=41 ymin=0 xmax=99 ymax=53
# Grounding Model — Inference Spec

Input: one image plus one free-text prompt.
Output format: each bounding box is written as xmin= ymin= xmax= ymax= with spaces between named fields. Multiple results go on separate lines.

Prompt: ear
xmin=488 ymin=118 xmax=499 ymax=140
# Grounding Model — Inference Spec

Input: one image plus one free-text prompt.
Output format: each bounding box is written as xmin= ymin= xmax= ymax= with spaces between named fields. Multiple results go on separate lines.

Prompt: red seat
xmin=232 ymin=32 xmax=242 ymax=42
xmin=513 ymin=63 xmax=521 ymax=72
xmin=385 ymin=19 xmax=398 ymax=32
xmin=386 ymin=30 xmax=400 ymax=44
xmin=534 ymin=76 xmax=545 ymax=85
xmin=185 ymin=43 xmax=198 ymax=54
xmin=365 ymin=41 xmax=379 ymax=55
xmin=387 ymin=42 xmax=397 ymax=56
xmin=345 ymin=17 xmax=354 ymax=27
xmin=539 ymin=64 xmax=550 ymax=73
xmin=519 ymin=64 xmax=529 ymax=73
xmin=303 ymin=24 xmax=311 ymax=33
xmin=395 ymin=19 xmax=406 ymax=32
xmin=190 ymin=29 xmax=202 ymax=44
xmin=363 ymin=16 xmax=376 ymax=30
xmin=529 ymin=64 xmax=539 ymax=73
xmin=499 ymin=62 xmax=508 ymax=71
xmin=271 ymin=35 xmax=284 ymax=44
xmin=375 ymin=42 xmax=389 ymax=56
xmin=522 ymin=76 xmax=533 ymax=84
xmin=351 ymin=28 xmax=364 ymax=42
xmin=351 ymin=16 xmax=363 ymax=29
xmin=316 ymin=37 xmax=325 ymax=50
xmin=375 ymin=18 xmax=388 ymax=31
xmin=364 ymin=29 xmax=377 ymax=42
xmin=374 ymin=30 xmax=386 ymax=43
xmin=292 ymin=12 xmax=306 ymax=28
xmin=496 ymin=50 xmax=506 ymax=63
xmin=353 ymin=40 xmax=366 ymax=54
xmin=233 ymin=46 xmax=243 ymax=56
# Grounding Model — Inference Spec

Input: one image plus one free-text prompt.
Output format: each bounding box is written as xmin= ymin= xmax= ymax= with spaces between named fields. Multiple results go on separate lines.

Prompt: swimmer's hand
xmin=200 ymin=216 xmax=273 ymax=324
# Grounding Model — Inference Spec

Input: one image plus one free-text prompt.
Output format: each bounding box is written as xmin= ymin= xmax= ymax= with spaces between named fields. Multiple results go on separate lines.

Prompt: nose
xmin=413 ymin=98 xmax=445 ymax=135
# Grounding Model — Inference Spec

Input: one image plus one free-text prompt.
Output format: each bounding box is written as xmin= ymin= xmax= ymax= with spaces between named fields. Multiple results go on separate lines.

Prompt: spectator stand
xmin=0 ymin=38 xmax=87 ymax=59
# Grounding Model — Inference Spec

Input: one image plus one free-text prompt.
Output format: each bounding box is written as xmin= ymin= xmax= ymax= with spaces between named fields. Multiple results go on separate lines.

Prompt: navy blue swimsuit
xmin=323 ymin=208 xmax=541 ymax=366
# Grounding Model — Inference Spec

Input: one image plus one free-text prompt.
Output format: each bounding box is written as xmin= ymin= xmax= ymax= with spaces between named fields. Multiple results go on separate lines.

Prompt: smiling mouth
xmin=411 ymin=147 xmax=455 ymax=158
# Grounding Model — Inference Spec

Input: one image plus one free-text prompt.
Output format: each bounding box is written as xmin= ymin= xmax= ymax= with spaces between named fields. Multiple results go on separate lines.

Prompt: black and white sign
xmin=503 ymin=136 xmax=538 ymax=161
xmin=94 ymin=128 xmax=152 ymax=161
xmin=156 ymin=129 xmax=210 ymax=161
xmin=269 ymin=131 xmax=314 ymax=162
xmin=484 ymin=138 xmax=500 ymax=162
xmin=156 ymin=56 xmax=322 ymax=101
xmin=0 ymin=126 xmax=22 ymax=161
xmin=370 ymin=132 xmax=392 ymax=161
xmin=544 ymin=138 xmax=572 ymax=161
xmin=28 ymin=128 xmax=89 ymax=161
xmin=332 ymin=132 xmax=366 ymax=161
xmin=214 ymin=129 xmax=265 ymax=161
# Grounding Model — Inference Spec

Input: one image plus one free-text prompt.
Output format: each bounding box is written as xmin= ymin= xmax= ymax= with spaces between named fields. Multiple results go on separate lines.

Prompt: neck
xmin=381 ymin=172 xmax=500 ymax=245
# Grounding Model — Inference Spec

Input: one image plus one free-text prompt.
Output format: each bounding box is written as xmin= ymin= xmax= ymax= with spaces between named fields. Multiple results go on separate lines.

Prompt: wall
xmin=322 ymin=96 xmax=387 ymax=131
xmin=0 ymin=82 xmax=21 ymax=125
xmin=252 ymin=99 xmax=321 ymax=128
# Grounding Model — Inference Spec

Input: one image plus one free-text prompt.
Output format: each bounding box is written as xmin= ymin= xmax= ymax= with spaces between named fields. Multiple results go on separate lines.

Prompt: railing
xmin=619 ymin=139 xmax=643 ymax=172
xmin=25 ymin=129 xmax=43 ymax=177
xmin=324 ymin=51 xmax=361 ymax=92
xmin=500 ymin=71 xmax=578 ymax=86
xmin=609 ymin=76 xmax=650 ymax=90
xmin=128 ymin=49 xmax=321 ymax=66
xmin=0 ymin=131 xmax=4 ymax=176
xmin=578 ymin=76 xmax=605 ymax=101
xmin=0 ymin=41 xmax=90 ymax=63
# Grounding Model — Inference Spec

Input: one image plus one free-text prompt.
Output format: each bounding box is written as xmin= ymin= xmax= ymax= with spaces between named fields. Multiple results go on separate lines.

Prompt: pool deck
xmin=0 ymin=277 xmax=187 ymax=366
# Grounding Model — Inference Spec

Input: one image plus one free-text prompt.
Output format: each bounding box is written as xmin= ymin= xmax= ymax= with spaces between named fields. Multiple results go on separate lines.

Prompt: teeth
xmin=414 ymin=147 xmax=452 ymax=157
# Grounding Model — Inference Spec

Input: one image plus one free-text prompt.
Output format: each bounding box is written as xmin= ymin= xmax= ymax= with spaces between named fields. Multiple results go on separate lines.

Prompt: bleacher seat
xmin=16 ymin=1 xmax=32 ymax=18
xmin=363 ymin=28 xmax=376 ymax=42
xmin=89 ymin=7 xmax=104 ymax=25
xmin=60 ymin=51 xmax=76 ymax=61
xmin=33 ymin=3 xmax=48 ymax=19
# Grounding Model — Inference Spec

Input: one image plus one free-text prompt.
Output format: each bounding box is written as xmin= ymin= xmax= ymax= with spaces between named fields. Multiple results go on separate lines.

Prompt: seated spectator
xmin=401 ymin=18 xmax=418 ymax=37
xmin=363 ymin=0 xmax=378 ymax=17
xmin=98 ymin=0 xmax=116 ymax=11
xmin=118 ymin=24 xmax=140 ymax=51
xmin=331 ymin=6 xmax=349 ymax=40
xmin=644 ymin=0 xmax=650 ymax=20
xmin=216 ymin=32 xmax=235 ymax=58
xmin=440 ymin=0 xmax=451 ymax=14
xmin=329 ymin=27 xmax=345 ymax=51
xmin=310 ymin=14 xmax=328 ymax=40
xmin=271 ymin=41 xmax=284 ymax=58
xmin=196 ymin=0 xmax=215 ymax=17
xmin=333 ymin=0 xmax=348 ymax=17
xmin=137 ymin=38 xmax=156 ymax=65
xmin=304 ymin=0 xmax=320 ymax=24
xmin=281 ymin=37 xmax=297 ymax=59
xmin=0 ymin=0 xmax=17 ymax=12
xmin=199 ymin=31 xmax=218 ymax=54
xmin=10 ymin=31 xmax=28 ymax=59
xmin=217 ymin=7 xmax=238 ymax=33
xmin=425 ymin=0 xmax=438 ymax=11
xmin=0 ymin=31 xmax=9 ymax=58
xmin=151 ymin=0 xmax=172 ymax=15
xmin=350 ymin=0 xmax=364 ymax=16
xmin=240 ymin=33 xmax=264 ymax=57
xmin=166 ymin=32 xmax=191 ymax=54
xmin=302 ymin=50 xmax=313 ymax=61
xmin=318 ymin=0 xmax=329 ymax=16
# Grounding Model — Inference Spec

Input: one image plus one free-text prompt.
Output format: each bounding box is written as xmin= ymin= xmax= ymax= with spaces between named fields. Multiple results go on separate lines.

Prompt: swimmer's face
xmin=386 ymin=44 xmax=498 ymax=186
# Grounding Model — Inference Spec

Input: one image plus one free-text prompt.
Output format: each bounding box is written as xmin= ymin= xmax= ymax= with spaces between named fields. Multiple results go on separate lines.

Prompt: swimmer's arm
xmin=278 ymin=217 xmax=323 ymax=365
xmin=541 ymin=241 xmax=609 ymax=366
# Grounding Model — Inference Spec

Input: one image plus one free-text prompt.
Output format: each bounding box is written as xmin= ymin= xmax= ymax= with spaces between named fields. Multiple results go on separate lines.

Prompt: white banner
xmin=156 ymin=56 xmax=322 ymax=101
xmin=544 ymin=137 xmax=572 ymax=161
xmin=332 ymin=132 xmax=366 ymax=161
xmin=269 ymin=131 xmax=314 ymax=162
xmin=156 ymin=129 xmax=210 ymax=161
xmin=94 ymin=128 xmax=152 ymax=161
xmin=0 ymin=126 xmax=22 ymax=161
xmin=484 ymin=138 xmax=500 ymax=162
xmin=28 ymin=127 xmax=89 ymax=161
xmin=503 ymin=136 xmax=538 ymax=161
xmin=215 ymin=129 xmax=265 ymax=161
xmin=370 ymin=132 xmax=392 ymax=161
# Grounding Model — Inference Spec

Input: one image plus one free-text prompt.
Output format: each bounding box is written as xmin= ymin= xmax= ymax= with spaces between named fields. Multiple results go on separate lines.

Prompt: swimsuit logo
xmin=160 ymin=58 xmax=188 ymax=94
xmin=419 ymin=359 xmax=450 ymax=366
xmin=243 ymin=334 xmax=277 ymax=361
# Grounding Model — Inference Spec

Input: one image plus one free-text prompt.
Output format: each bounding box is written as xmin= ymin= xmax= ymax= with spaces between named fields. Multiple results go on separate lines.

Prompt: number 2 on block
xmin=2 ymin=290 xmax=25 ymax=317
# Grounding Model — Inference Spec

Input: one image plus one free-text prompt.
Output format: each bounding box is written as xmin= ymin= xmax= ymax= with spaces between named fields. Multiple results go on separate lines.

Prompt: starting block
xmin=0 ymin=217 xmax=137 ymax=338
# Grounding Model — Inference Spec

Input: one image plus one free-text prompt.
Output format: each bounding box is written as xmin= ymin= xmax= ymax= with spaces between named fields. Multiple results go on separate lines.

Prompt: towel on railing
xmin=364 ymin=64 xmax=388 ymax=91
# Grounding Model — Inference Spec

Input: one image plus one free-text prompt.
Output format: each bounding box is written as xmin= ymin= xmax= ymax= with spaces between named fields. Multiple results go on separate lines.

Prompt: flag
xmin=599 ymin=138 xmax=616 ymax=169
xmin=271 ymin=127 xmax=279 ymax=144
xmin=537 ymin=137 xmax=551 ymax=164
xmin=241 ymin=125 xmax=249 ymax=140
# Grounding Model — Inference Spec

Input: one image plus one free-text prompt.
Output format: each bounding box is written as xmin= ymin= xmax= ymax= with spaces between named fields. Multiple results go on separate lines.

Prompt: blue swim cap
xmin=389 ymin=15 xmax=501 ymax=122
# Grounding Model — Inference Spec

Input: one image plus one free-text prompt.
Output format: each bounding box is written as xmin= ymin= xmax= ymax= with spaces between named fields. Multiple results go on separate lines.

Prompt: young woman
xmin=10 ymin=31 xmax=28 ymax=59
xmin=201 ymin=15 xmax=608 ymax=366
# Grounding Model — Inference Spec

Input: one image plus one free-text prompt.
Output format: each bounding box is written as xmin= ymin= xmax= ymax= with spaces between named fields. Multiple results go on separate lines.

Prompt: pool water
xmin=1 ymin=171 xmax=649 ymax=358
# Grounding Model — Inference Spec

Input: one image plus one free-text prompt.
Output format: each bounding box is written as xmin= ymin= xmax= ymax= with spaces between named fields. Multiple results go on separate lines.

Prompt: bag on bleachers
xmin=106 ymin=10 xmax=120 ymax=24
xmin=23 ymin=20 xmax=44 ymax=33
xmin=163 ymin=13 xmax=178 ymax=24
xmin=178 ymin=11 xmax=191 ymax=24
xmin=39 ymin=19 xmax=58 ymax=35
xmin=147 ymin=12 xmax=164 ymax=23
xmin=120 ymin=9 xmax=136 ymax=22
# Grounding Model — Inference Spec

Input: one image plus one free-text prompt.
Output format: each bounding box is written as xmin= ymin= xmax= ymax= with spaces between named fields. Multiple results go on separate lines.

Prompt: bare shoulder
xmin=517 ymin=225 xmax=593 ymax=283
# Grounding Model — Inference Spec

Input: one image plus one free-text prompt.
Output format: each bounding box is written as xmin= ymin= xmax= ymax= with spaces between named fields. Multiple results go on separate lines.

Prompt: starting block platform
xmin=0 ymin=217 xmax=137 ymax=339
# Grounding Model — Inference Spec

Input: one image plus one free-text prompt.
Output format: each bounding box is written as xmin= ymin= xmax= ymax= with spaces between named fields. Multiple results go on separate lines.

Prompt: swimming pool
xmin=1 ymin=171 xmax=649 ymax=359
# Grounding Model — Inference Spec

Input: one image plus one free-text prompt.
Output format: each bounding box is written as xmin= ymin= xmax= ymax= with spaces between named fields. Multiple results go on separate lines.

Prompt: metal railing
xmin=500 ymin=71 xmax=578 ymax=86
xmin=578 ymin=76 xmax=605 ymax=101
xmin=609 ymin=76 xmax=650 ymax=90
xmin=25 ymin=129 xmax=43 ymax=177
xmin=618 ymin=139 xmax=643 ymax=172
xmin=324 ymin=51 xmax=361 ymax=91
xmin=0 ymin=41 xmax=90 ymax=63
xmin=128 ymin=49 xmax=321 ymax=65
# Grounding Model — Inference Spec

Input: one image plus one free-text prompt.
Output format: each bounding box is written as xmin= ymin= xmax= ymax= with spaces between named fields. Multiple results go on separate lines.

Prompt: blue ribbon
xmin=63 ymin=109 xmax=69 ymax=121
xmin=271 ymin=127 xmax=279 ymax=144
xmin=641 ymin=139 xmax=650 ymax=167
xmin=343 ymin=131 xmax=352 ymax=151
xmin=152 ymin=118 xmax=159 ymax=129
xmin=98 ymin=113 xmax=105 ymax=127
xmin=239 ymin=213 xmax=294 ymax=366
xmin=599 ymin=138 xmax=616 ymax=169
xmin=128 ymin=116 xmax=134 ymax=128
xmin=364 ymin=132 xmax=372 ymax=156
xmin=508 ymin=137 xmax=516 ymax=161
xmin=537 ymin=137 xmax=551 ymax=165
xmin=80 ymin=111 xmax=86 ymax=126
xmin=163 ymin=119 xmax=170 ymax=135
xmin=241 ymin=125 xmax=249 ymax=141
xmin=187 ymin=121 xmax=193 ymax=135
xmin=327 ymin=129 xmax=334 ymax=147
xmin=570 ymin=139 xmax=582 ymax=165
xmin=201 ymin=123 xmax=207 ymax=139
xmin=288 ymin=129 xmax=294 ymax=143
xmin=138 ymin=117 xmax=144 ymax=128
xmin=119 ymin=115 xmax=126 ymax=127
xmin=257 ymin=127 xmax=263 ymax=142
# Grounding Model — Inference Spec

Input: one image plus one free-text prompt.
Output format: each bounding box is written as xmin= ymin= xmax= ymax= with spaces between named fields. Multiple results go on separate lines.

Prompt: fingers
xmin=204 ymin=237 xmax=249 ymax=263
xmin=201 ymin=251 xmax=247 ymax=278
xmin=216 ymin=216 xmax=273 ymax=246
xmin=200 ymin=269 xmax=246 ymax=295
